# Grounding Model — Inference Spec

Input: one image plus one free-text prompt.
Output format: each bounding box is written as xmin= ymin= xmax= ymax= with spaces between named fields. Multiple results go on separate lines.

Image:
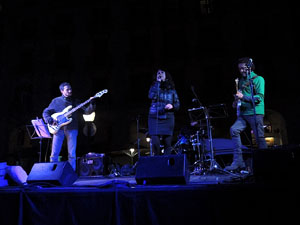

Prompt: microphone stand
xmin=191 ymin=85 xmax=203 ymax=107
xmin=136 ymin=115 xmax=141 ymax=159
xmin=246 ymin=68 xmax=259 ymax=145
xmin=132 ymin=115 xmax=141 ymax=171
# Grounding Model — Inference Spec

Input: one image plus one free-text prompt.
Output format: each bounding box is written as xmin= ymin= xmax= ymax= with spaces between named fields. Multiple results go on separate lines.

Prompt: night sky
xmin=1 ymin=0 xmax=299 ymax=167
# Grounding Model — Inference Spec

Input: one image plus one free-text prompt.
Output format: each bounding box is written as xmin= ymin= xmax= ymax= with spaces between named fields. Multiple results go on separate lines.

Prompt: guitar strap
xmin=241 ymin=75 xmax=258 ymax=92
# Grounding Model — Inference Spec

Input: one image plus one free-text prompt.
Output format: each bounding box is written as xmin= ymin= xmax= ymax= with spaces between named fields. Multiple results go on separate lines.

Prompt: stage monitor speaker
xmin=135 ymin=155 xmax=190 ymax=185
xmin=252 ymin=146 xmax=299 ymax=183
xmin=27 ymin=162 xmax=78 ymax=186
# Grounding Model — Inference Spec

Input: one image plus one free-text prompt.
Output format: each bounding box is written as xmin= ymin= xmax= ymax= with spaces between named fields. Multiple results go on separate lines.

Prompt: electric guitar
xmin=48 ymin=89 xmax=108 ymax=134
xmin=233 ymin=78 xmax=241 ymax=117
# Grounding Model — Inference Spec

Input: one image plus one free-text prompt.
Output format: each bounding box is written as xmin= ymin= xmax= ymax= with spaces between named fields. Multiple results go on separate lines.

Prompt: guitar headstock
xmin=94 ymin=89 xmax=108 ymax=98
xmin=235 ymin=78 xmax=239 ymax=85
xmin=235 ymin=78 xmax=239 ymax=92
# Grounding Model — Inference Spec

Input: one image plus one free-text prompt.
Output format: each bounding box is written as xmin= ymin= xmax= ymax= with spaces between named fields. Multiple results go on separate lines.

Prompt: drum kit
xmin=173 ymin=104 xmax=228 ymax=175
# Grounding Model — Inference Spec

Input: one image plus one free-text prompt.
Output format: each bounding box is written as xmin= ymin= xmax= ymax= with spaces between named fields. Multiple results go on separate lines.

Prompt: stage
xmin=1 ymin=168 xmax=299 ymax=225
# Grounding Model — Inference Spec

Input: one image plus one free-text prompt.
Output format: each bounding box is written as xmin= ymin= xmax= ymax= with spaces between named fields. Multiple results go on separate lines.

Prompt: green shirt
xmin=239 ymin=71 xmax=265 ymax=115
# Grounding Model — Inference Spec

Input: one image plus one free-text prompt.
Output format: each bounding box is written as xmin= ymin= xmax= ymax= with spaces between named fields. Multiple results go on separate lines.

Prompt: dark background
xmin=1 ymin=0 xmax=299 ymax=169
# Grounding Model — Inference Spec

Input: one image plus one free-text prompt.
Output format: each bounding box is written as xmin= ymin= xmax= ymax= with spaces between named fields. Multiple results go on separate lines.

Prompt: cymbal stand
xmin=203 ymin=107 xmax=235 ymax=175
xmin=190 ymin=130 xmax=203 ymax=174
xmin=193 ymin=131 xmax=202 ymax=162
xmin=187 ymin=107 xmax=205 ymax=174
xmin=203 ymin=107 xmax=221 ymax=171
xmin=188 ymin=106 xmax=225 ymax=174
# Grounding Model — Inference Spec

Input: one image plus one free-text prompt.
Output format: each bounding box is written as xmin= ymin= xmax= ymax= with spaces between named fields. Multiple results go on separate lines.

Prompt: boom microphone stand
xmin=131 ymin=115 xmax=141 ymax=171
xmin=136 ymin=115 xmax=141 ymax=158
xmin=246 ymin=59 xmax=259 ymax=141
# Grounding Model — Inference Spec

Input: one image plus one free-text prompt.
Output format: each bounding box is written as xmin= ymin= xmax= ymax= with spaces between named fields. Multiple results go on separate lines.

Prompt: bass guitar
xmin=48 ymin=89 xmax=108 ymax=134
xmin=233 ymin=78 xmax=241 ymax=116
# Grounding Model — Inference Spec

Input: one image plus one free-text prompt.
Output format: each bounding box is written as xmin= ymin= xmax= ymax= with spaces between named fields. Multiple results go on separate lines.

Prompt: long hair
xmin=152 ymin=70 xmax=175 ymax=90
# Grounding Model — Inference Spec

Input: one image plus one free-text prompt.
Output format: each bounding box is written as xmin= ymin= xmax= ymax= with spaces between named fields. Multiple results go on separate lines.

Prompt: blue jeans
xmin=230 ymin=115 xmax=267 ymax=154
xmin=50 ymin=127 xmax=78 ymax=171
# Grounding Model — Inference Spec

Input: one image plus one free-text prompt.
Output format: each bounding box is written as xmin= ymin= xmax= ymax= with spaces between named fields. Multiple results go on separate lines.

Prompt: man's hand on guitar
xmin=233 ymin=91 xmax=243 ymax=108
xmin=236 ymin=91 xmax=243 ymax=99
xmin=48 ymin=118 xmax=57 ymax=126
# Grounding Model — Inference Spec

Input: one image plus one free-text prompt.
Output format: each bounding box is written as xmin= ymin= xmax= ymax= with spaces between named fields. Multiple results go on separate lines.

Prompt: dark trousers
xmin=230 ymin=115 xmax=268 ymax=154
xmin=150 ymin=135 xmax=173 ymax=156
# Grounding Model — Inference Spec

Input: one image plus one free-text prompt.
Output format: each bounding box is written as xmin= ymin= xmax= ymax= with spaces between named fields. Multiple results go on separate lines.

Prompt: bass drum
xmin=174 ymin=135 xmax=197 ymax=167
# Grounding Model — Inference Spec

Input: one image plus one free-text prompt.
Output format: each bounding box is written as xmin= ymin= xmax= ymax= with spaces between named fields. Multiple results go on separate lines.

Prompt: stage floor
xmin=1 ymin=145 xmax=300 ymax=225
xmin=1 ymin=171 xmax=299 ymax=225
xmin=72 ymin=170 xmax=251 ymax=187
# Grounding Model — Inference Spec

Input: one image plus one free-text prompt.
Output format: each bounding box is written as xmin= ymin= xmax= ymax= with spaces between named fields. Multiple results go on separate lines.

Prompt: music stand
xmin=26 ymin=118 xmax=52 ymax=162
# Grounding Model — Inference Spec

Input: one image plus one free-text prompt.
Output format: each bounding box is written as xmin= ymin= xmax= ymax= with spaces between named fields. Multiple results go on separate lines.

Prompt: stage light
xmin=83 ymin=112 xmax=95 ymax=122
xmin=124 ymin=148 xmax=138 ymax=165
xmin=129 ymin=148 xmax=135 ymax=154
xmin=265 ymin=137 xmax=275 ymax=146
xmin=83 ymin=112 xmax=97 ymax=137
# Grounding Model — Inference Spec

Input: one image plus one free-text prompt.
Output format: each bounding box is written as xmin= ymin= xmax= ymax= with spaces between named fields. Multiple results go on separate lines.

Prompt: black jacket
xmin=148 ymin=81 xmax=180 ymax=116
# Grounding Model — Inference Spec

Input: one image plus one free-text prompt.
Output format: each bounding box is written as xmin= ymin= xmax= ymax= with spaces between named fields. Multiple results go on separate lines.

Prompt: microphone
xmin=247 ymin=58 xmax=253 ymax=68
xmin=190 ymin=85 xmax=203 ymax=106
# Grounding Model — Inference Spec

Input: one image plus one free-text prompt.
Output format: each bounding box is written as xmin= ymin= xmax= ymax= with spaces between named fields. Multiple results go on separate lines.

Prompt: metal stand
xmin=188 ymin=105 xmax=230 ymax=175
xmin=190 ymin=129 xmax=206 ymax=174
xmin=132 ymin=115 xmax=142 ymax=170
xmin=203 ymin=107 xmax=222 ymax=172
xmin=26 ymin=118 xmax=52 ymax=162
xmin=246 ymin=67 xmax=259 ymax=140
xmin=188 ymin=107 xmax=207 ymax=174
xmin=136 ymin=115 xmax=141 ymax=158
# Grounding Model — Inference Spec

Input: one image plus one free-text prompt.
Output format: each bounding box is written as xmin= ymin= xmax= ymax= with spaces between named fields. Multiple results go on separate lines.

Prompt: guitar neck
xmin=235 ymin=78 xmax=239 ymax=92
xmin=64 ymin=97 xmax=94 ymax=117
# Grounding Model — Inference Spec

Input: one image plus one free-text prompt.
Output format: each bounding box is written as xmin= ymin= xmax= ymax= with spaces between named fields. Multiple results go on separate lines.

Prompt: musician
xmin=148 ymin=69 xmax=180 ymax=155
xmin=226 ymin=57 xmax=267 ymax=171
xmin=43 ymin=82 xmax=95 ymax=171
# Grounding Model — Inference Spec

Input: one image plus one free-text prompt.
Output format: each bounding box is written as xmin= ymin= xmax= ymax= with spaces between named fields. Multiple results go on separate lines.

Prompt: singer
xmin=148 ymin=69 xmax=180 ymax=155
xmin=226 ymin=57 xmax=268 ymax=171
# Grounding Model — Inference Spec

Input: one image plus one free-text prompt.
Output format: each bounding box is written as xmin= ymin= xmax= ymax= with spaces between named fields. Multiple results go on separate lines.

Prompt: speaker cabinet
xmin=252 ymin=146 xmax=299 ymax=183
xmin=27 ymin=162 xmax=78 ymax=186
xmin=135 ymin=155 xmax=190 ymax=185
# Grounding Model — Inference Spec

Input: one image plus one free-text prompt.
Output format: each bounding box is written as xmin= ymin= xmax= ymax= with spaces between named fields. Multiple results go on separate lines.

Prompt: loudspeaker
xmin=5 ymin=166 xmax=28 ymax=185
xmin=135 ymin=155 xmax=190 ymax=185
xmin=252 ymin=146 xmax=299 ymax=183
xmin=27 ymin=162 xmax=78 ymax=186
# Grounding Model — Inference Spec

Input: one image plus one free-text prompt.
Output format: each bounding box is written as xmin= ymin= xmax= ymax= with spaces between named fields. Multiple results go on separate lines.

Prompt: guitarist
xmin=225 ymin=57 xmax=267 ymax=171
xmin=42 ymin=82 xmax=96 ymax=171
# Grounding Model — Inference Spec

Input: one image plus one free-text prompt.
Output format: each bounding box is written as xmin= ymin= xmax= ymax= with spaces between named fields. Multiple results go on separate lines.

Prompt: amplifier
xmin=78 ymin=153 xmax=108 ymax=176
